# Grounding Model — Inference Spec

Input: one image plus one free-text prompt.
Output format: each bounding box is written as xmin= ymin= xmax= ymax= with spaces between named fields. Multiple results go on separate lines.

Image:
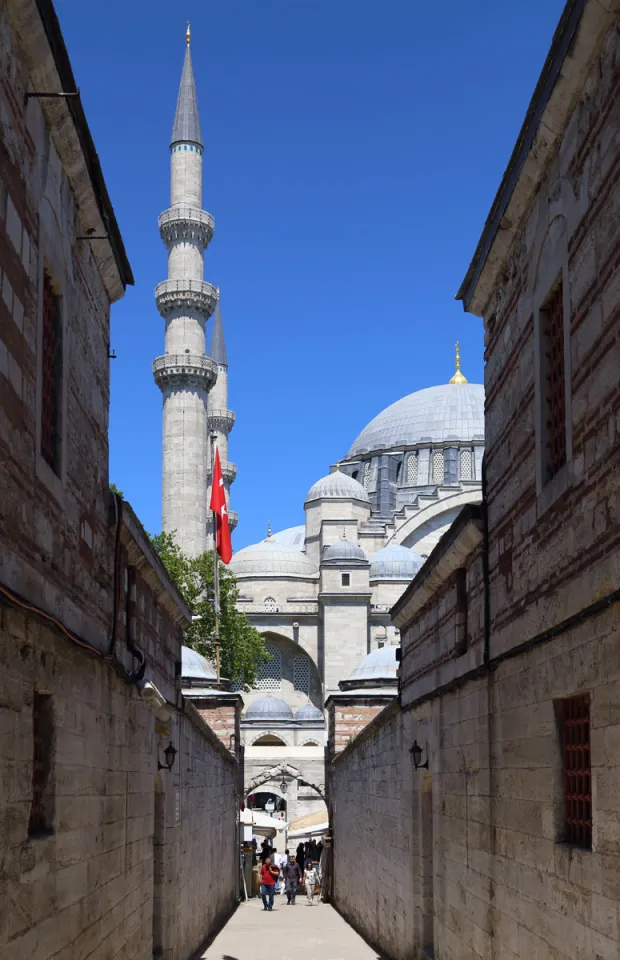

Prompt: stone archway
xmin=245 ymin=762 xmax=326 ymax=803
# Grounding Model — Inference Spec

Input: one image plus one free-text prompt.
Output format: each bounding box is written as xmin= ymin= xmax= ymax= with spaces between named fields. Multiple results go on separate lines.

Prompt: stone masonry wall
xmin=327 ymin=697 xmax=393 ymax=755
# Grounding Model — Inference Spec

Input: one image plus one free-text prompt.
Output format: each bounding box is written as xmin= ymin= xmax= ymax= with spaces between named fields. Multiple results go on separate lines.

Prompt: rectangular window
xmin=341 ymin=573 xmax=350 ymax=586
xmin=28 ymin=693 xmax=54 ymax=836
xmin=541 ymin=280 xmax=566 ymax=483
xmin=41 ymin=270 xmax=63 ymax=474
xmin=559 ymin=693 xmax=591 ymax=849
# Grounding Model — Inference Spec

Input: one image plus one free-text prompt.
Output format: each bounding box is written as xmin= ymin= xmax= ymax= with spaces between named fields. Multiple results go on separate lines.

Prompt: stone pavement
xmin=196 ymin=896 xmax=384 ymax=960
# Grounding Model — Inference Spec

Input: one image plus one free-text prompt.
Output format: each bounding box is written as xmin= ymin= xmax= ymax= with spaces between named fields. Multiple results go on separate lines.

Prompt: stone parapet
xmin=228 ymin=510 xmax=238 ymax=530
xmin=155 ymin=278 xmax=218 ymax=319
xmin=153 ymin=353 xmax=218 ymax=392
xmin=208 ymin=460 xmax=237 ymax=484
xmin=158 ymin=205 xmax=215 ymax=248
xmin=208 ymin=407 xmax=236 ymax=434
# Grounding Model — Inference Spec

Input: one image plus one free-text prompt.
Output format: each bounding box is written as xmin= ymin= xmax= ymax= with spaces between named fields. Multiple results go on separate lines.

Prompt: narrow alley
xmin=195 ymin=899 xmax=384 ymax=960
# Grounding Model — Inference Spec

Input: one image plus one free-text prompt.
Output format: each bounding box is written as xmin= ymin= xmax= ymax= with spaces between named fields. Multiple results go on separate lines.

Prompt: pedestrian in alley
xmin=296 ymin=842 xmax=305 ymax=869
xmin=278 ymin=849 xmax=290 ymax=895
xmin=260 ymin=836 xmax=272 ymax=863
xmin=282 ymin=855 xmax=302 ymax=905
xmin=271 ymin=847 xmax=280 ymax=893
xmin=259 ymin=857 xmax=279 ymax=911
xmin=303 ymin=860 xmax=319 ymax=905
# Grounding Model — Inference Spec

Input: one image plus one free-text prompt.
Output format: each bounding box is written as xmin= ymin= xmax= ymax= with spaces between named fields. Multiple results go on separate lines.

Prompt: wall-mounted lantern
xmin=158 ymin=741 xmax=177 ymax=772
xmin=410 ymin=739 xmax=429 ymax=770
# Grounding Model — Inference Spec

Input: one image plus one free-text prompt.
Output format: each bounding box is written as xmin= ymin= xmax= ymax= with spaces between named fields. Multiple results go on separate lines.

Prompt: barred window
xmin=406 ymin=454 xmax=418 ymax=485
xmin=541 ymin=280 xmax=567 ymax=482
xmin=363 ymin=461 xmax=371 ymax=490
xmin=264 ymin=596 xmax=277 ymax=612
xmin=341 ymin=573 xmax=350 ymax=586
xmin=460 ymin=449 xmax=473 ymax=480
xmin=29 ymin=693 xmax=54 ymax=836
xmin=294 ymin=655 xmax=310 ymax=695
xmin=41 ymin=271 xmax=63 ymax=474
xmin=256 ymin=642 xmax=281 ymax=690
xmin=559 ymin=694 xmax=592 ymax=849
xmin=432 ymin=450 xmax=444 ymax=484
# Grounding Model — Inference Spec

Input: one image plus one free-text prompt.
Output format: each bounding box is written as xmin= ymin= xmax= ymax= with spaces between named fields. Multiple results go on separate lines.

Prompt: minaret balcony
xmin=159 ymin=206 xmax=215 ymax=249
xmin=228 ymin=510 xmax=238 ymax=531
xmin=155 ymin=279 xmax=218 ymax=319
xmin=152 ymin=353 xmax=218 ymax=392
xmin=208 ymin=460 xmax=237 ymax=484
xmin=207 ymin=407 xmax=236 ymax=434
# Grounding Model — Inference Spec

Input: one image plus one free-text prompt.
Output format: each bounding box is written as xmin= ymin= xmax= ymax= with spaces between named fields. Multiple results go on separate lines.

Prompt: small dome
xmin=181 ymin=645 xmax=217 ymax=682
xmin=295 ymin=704 xmax=324 ymax=722
xmin=244 ymin=696 xmax=294 ymax=721
xmin=323 ymin=537 xmax=367 ymax=564
xmin=346 ymin=645 xmax=399 ymax=685
xmin=305 ymin=470 xmax=370 ymax=505
xmin=229 ymin=539 xmax=318 ymax=579
xmin=370 ymin=544 xmax=424 ymax=581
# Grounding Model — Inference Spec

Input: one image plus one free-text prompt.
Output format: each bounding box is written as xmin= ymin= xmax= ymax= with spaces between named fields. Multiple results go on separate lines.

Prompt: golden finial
xmin=186 ymin=21 xmax=191 ymax=46
xmin=449 ymin=341 xmax=468 ymax=384
xmin=267 ymin=521 xmax=272 ymax=538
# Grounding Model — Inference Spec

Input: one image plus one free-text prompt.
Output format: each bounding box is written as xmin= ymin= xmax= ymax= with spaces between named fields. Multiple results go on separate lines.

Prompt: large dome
xmin=347 ymin=383 xmax=484 ymax=456
xmin=244 ymin=697 xmax=294 ymax=721
xmin=229 ymin=538 xmax=318 ymax=579
xmin=370 ymin=544 xmax=424 ymax=581
xmin=305 ymin=471 xmax=370 ymax=504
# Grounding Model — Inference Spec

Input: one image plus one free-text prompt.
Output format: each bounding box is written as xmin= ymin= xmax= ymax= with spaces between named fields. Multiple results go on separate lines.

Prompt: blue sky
xmin=56 ymin=0 xmax=564 ymax=549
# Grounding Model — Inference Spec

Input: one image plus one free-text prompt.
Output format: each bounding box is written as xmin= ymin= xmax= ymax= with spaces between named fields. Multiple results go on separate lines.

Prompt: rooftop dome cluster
xmin=243 ymin=697 xmax=324 ymax=723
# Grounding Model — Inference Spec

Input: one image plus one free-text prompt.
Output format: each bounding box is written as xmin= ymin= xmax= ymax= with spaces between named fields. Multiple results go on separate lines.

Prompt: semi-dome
xmin=370 ymin=544 xmax=424 ymax=581
xmin=305 ymin=470 xmax=370 ymax=504
xmin=347 ymin=383 xmax=484 ymax=456
xmin=323 ymin=537 xmax=367 ymax=564
xmin=244 ymin=696 xmax=294 ymax=721
xmin=229 ymin=538 xmax=317 ymax=579
xmin=340 ymin=645 xmax=400 ymax=690
xmin=181 ymin=645 xmax=217 ymax=682
xmin=295 ymin=704 xmax=324 ymax=722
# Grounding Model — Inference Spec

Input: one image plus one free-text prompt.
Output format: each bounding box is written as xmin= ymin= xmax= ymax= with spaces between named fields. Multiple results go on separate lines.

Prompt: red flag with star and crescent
xmin=209 ymin=445 xmax=232 ymax=564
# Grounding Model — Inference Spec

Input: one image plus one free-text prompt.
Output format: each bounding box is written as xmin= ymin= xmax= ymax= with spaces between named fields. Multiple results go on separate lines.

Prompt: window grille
xmin=363 ymin=461 xmax=371 ymax=490
xmin=432 ymin=450 xmax=444 ymax=484
xmin=264 ymin=596 xmax=277 ymax=612
xmin=256 ymin=642 xmax=281 ymax=690
xmin=41 ymin=271 xmax=62 ymax=474
xmin=341 ymin=573 xmax=350 ymax=586
xmin=29 ymin=693 xmax=53 ymax=836
xmin=294 ymin=655 xmax=310 ymax=695
xmin=460 ymin=450 xmax=473 ymax=480
xmin=542 ymin=281 xmax=566 ymax=481
xmin=560 ymin=694 xmax=591 ymax=849
xmin=406 ymin=454 xmax=418 ymax=485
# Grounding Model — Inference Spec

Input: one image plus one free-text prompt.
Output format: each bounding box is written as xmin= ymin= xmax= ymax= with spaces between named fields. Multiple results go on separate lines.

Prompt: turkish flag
xmin=209 ymin=445 xmax=232 ymax=564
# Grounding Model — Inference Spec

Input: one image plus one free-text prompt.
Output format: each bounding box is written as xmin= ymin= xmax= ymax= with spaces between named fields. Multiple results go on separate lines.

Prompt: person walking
xmin=271 ymin=847 xmax=280 ymax=893
xmin=282 ymin=855 xmax=302 ymax=905
xmin=259 ymin=857 xmax=278 ymax=911
xmin=296 ymin=842 xmax=305 ymax=870
xmin=260 ymin=837 xmax=272 ymax=863
xmin=278 ymin=849 xmax=290 ymax=895
xmin=303 ymin=861 xmax=319 ymax=905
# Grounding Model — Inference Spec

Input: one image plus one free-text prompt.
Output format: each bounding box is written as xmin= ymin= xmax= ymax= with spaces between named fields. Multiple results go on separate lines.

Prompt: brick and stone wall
xmin=327 ymin=695 xmax=395 ymax=755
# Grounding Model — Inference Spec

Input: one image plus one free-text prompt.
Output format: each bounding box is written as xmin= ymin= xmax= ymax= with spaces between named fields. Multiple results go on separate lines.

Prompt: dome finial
xmin=449 ymin=341 xmax=468 ymax=384
xmin=335 ymin=461 xmax=341 ymax=472
xmin=267 ymin=521 xmax=272 ymax=538
xmin=341 ymin=527 xmax=347 ymax=539
xmin=186 ymin=20 xmax=191 ymax=46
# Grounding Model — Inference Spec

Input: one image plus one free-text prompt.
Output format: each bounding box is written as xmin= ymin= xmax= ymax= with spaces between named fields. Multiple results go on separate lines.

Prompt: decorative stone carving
xmin=158 ymin=206 xmax=215 ymax=248
xmin=154 ymin=279 xmax=218 ymax=319
xmin=152 ymin=353 xmax=218 ymax=391
xmin=228 ymin=510 xmax=238 ymax=530
xmin=207 ymin=407 xmax=236 ymax=434
xmin=208 ymin=460 xmax=237 ymax=484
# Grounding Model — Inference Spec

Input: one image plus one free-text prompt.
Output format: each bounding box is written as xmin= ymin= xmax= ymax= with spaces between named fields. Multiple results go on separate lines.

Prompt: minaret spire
xmin=171 ymin=27 xmax=202 ymax=149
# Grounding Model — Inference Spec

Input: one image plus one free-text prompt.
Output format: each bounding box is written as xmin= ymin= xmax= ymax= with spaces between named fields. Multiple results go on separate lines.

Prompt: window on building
xmin=294 ymin=655 xmax=310 ymax=694
xmin=253 ymin=734 xmax=286 ymax=746
xmin=41 ymin=270 xmax=63 ymax=474
xmin=406 ymin=453 xmax=418 ymax=485
xmin=460 ymin=449 xmax=473 ymax=481
xmin=558 ymin=693 xmax=591 ymax=849
xmin=28 ymin=693 xmax=54 ymax=836
xmin=540 ymin=279 xmax=567 ymax=482
xmin=341 ymin=573 xmax=350 ymax=587
xmin=363 ymin=460 xmax=371 ymax=489
xmin=431 ymin=450 xmax=444 ymax=484
xmin=264 ymin=597 xmax=277 ymax=612
xmin=256 ymin=642 xmax=281 ymax=690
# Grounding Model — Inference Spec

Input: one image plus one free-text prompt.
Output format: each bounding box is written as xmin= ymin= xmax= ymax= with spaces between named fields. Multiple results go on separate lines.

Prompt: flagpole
xmin=210 ymin=432 xmax=221 ymax=685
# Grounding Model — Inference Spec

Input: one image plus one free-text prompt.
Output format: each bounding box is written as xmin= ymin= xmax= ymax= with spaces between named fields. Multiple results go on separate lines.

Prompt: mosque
xmin=156 ymin=31 xmax=485 ymax=829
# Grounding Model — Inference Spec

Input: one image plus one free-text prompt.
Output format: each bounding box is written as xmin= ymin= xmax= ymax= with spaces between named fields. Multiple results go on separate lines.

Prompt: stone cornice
xmin=152 ymin=353 xmax=218 ymax=392
xmin=154 ymin=279 xmax=218 ymax=319
xmin=158 ymin=206 xmax=215 ymax=249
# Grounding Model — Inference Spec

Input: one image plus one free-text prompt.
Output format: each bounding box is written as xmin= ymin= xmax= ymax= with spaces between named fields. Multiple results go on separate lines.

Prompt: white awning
xmin=240 ymin=808 xmax=288 ymax=838
xmin=287 ymin=821 xmax=329 ymax=840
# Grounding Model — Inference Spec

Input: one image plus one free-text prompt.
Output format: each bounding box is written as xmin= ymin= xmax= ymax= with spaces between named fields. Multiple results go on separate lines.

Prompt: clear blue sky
xmin=56 ymin=0 xmax=564 ymax=549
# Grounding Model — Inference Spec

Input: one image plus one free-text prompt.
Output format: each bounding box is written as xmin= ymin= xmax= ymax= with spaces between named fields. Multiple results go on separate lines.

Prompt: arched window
xmin=363 ymin=460 xmax=371 ymax=489
xmin=256 ymin=642 xmax=282 ymax=690
xmin=252 ymin=734 xmax=287 ymax=746
xmin=432 ymin=450 xmax=444 ymax=484
xmin=264 ymin=596 xmax=277 ymax=612
xmin=302 ymin=740 xmax=320 ymax=747
xmin=460 ymin=449 xmax=473 ymax=480
xmin=294 ymin=655 xmax=310 ymax=695
xmin=406 ymin=453 xmax=418 ymax=485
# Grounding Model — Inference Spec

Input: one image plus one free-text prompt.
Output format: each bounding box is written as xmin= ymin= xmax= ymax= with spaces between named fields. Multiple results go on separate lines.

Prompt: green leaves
xmin=149 ymin=531 xmax=268 ymax=690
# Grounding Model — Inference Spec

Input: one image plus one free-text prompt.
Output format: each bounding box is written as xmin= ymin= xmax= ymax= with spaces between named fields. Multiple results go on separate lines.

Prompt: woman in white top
xmin=303 ymin=862 xmax=319 ymax=905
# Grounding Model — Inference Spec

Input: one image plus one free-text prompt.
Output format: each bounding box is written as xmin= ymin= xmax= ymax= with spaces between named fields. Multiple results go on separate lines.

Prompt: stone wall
xmin=326 ymin=695 xmax=395 ymax=755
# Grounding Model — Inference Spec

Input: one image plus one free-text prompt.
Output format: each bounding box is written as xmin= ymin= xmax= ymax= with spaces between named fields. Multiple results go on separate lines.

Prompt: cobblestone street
xmin=195 ymin=897 xmax=383 ymax=960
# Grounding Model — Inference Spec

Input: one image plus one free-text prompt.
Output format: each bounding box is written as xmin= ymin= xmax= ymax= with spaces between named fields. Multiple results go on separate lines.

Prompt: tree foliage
xmin=149 ymin=531 xmax=268 ymax=690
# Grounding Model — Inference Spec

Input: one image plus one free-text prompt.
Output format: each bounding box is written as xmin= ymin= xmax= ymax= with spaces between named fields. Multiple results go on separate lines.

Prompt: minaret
xmin=153 ymin=24 xmax=218 ymax=557
xmin=207 ymin=294 xmax=238 ymax=531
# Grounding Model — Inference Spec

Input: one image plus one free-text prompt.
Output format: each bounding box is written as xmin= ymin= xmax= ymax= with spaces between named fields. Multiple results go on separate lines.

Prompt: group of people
xmin=258 ymin=837 xmax=324 ymax=910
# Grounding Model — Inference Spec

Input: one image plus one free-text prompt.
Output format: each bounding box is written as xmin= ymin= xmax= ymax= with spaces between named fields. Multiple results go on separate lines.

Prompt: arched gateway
xmin=246 ymin=762 xmax=326 ymax=803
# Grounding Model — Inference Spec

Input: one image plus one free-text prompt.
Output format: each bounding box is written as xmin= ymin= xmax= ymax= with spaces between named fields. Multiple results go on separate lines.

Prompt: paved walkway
xmin=196 ymin=896 xmax=383 ymax=960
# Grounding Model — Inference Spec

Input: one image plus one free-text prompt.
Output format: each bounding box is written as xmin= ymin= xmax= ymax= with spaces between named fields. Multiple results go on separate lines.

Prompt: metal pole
xmin=211 ymin=433 xmax=221 ymax=685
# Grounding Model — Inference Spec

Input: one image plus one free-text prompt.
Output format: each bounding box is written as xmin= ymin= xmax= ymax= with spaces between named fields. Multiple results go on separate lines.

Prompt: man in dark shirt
xmin=282 ymin=855 xmax=302 ymax=905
